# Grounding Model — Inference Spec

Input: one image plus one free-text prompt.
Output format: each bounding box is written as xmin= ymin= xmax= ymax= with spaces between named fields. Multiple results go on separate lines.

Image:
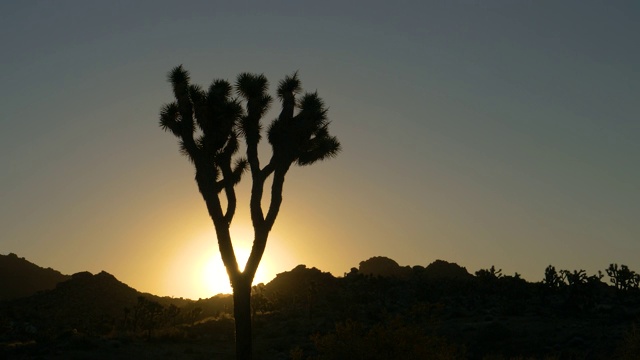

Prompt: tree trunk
xmin=233 ymin=276 xmax=252 ymax=360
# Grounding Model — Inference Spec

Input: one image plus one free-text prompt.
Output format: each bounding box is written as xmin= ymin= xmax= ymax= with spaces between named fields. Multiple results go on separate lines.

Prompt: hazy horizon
xmin=2 ymin=1 xmax=638 ymax=299
xmin=1 ymin=250 xmax=479 ymax=299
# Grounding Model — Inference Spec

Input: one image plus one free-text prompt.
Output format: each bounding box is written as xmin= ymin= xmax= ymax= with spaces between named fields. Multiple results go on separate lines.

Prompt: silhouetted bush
xmin=542 ymin=265 xmax=565 ymax=291
xmin=310 ymin=317 xmax=464 ymax=360
xmin=607 ymin=264 xmax=640 ymax=291
xmin=132 ymin=296 xmax=164 ymax=339
xmin=475 ymin=266 xmax=503 ymax=280
xmin=617 ymin=323 xmax=640 ymax=359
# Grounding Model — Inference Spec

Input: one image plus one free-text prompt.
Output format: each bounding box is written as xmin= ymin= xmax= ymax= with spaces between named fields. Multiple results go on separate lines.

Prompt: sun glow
xmin=167 ymin=223 xmax=274 ymax=299
xmin=201 ymin=250 xmax=271 ymax=291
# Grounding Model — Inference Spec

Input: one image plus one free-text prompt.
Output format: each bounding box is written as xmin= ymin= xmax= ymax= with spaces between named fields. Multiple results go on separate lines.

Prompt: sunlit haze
xmin=1 ymin=2 xmax=638 ymax=300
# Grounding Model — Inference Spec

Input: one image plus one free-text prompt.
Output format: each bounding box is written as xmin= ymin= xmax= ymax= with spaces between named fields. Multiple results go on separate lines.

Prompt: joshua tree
xmin=542 ymin=265 xmax=565 ymax=290
xmin=133 ymin=296 xmax=164 ymax=339
xmin=607 ymin=263 xmax=640 ymax=291
xmin=159 ymin=66 xmax=340 ymax=359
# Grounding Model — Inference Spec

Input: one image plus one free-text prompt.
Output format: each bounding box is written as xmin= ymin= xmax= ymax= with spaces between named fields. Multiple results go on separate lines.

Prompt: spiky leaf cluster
xmin=236 ymin=73 xmax=272 ymax=146
xmin=159 ymin=65 xmax=247 ymax=190
xmin=267 ymin=73 xmax=341 ymax=167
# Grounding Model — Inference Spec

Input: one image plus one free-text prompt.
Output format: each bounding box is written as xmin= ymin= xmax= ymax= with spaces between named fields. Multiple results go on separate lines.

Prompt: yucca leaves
xmin=208 ymin=79 xmax=232 ymax=100
xmin=277 ymin=71 xmax=301 ymax=101
xmin=161 ymin=67 xmax=340 ymax=171
xmin=231 ymin=158 xmax=249 ymax=185
xmin=236 ymin=73 xmax=269 ymax=99
xmin=168 ymin=66 xmax=195 ymax=137
xmin=236 ymin=73 xmax=272 ymax=148
xmin=296 ymin=134 xmax=341 ymax=166
xmin=159 ymin=102 xmax=181 ymax=136
xmin=168 ymin=65 xmax=190 ymax=88
xmin=160 ymin=66 xmax=245 ymax=188
xmin=266 ymin=87 xmax=339 ymax=168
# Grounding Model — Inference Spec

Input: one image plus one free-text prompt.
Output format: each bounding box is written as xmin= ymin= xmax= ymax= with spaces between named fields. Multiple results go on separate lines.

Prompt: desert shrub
xmin=185 ymin=315 xmax=234 ymax=342
xmin=290 ymin=346 xmax=305 ymax=360
xmin=132 ymin=296 xmax=164 ymax=339
xmin=617 ymin=323 xmax=640 ymax=359
xmin=164 ymin=304 xmax=180 ymax=327
xmin=154 ymin=326 xmax=187 ymax=342
xmin=476 ymin=266 xmax=503 ymax=280
xmin=561 ymin=269 xmax=594 ymax=287
xmin=558 ymin=269 xmax=604 ymax=314
xmin=252 ymin=284 xmax=275 ymax=318
xmin=310 ymin=317 xmax=464 ymax=360
xmin=482 ymin=355 xmax=559 ymax=360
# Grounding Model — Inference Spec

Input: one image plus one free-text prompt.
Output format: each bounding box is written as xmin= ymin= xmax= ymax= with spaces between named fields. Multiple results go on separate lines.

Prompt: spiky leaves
xmin=159 ymin=66 xmax=246 ymax=197
xmin=159 ymin=102 xmax=181 ymax=136
xmin=276 ymin=71 xmax=301 ymax=103
xmin=271 ymin=72 xmax=300 ymax=148
xmin=236 ymin=73 xmax=272 ymax=148
xmin=268 ymin=89 xmax=341 ymax=168
xmin=171 ymin=69 xmax=195 ymax=134
xmin=296 ymin=127 xmax=341 ymax=166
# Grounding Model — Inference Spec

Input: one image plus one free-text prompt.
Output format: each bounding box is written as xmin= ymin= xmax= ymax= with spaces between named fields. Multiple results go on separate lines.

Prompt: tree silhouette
xmin=133 ymin=296 xmax=164 ymax=340
xmin=159 ymin=66 xmax=340 ymax=359
xmin=607 ymin=263 xmax=640 ymax=291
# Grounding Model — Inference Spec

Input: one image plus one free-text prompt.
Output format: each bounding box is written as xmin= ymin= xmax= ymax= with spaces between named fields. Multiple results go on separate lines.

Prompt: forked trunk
xmin=233 ymin=275 xmax=253 ymax=360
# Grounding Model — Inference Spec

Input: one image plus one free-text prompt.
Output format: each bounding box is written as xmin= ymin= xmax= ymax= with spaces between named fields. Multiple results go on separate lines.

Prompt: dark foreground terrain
xmin=2 ymin=254 xmax=640 ymax=359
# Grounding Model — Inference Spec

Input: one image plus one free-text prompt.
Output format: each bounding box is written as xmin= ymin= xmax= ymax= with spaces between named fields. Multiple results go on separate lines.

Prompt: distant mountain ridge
xmin=1 ymin=253 xmax=472 ymax=302
xmin=0 ymin=253 xmax=70 ymax=300
xmin=263 ymin=264 xmax=337 ymax=298
xmin=358 ymin=256 xmax=412 ymax=277
xmin=0 ymin=253 xmax=472 ymax=322
xmin=357 ymin=256 xmax=472 ymax=280
xmin=2 ymin=267 xmax=193 ymax=334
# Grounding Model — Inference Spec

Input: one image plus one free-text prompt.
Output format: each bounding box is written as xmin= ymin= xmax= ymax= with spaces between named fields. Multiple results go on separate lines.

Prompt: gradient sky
xmin=1 ymin=1 xmax=638 ymax=299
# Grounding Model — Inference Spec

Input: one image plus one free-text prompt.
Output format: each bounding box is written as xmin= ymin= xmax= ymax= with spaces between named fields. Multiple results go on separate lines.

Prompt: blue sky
xmin=1 ymin=1 xmax=638 ymax=298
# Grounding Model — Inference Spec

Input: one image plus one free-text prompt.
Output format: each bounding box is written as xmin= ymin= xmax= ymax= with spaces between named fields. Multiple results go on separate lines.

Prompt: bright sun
xmin=168 ymin=224 xmax=272 ymax=298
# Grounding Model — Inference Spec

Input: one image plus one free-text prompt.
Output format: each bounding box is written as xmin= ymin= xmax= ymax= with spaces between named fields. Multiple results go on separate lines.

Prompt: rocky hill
xmin=0 ymin=253 xmax=70 ymax=300
xmin=358 ymin=256 xmax=412 ymax=278
xmin=419 ymin=259 xmax=474 ymax=280
xmin=6 ymin=271 xmax=135 ymax=332
xmin=2 ymin=269 xmax=193 ymax=335
xmin=263 ymin=264 xmax=336 ymax=296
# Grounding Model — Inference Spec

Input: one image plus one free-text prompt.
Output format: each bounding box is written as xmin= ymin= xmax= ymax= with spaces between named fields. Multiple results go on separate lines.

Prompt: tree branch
xmin=249 ymin=170 xmax=266 ymax=229
xmin=244 ymin=231 xmax=268 ymax=281
xmin=195 ymin=163 xmax=240 ymax=279
xmin=220 ymin=162 xmax=237 ymax=225
xmin=265 ymin=165 xmax=289 ymax=231
xmin=260 ymin=158 xmax=276 ymax=179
